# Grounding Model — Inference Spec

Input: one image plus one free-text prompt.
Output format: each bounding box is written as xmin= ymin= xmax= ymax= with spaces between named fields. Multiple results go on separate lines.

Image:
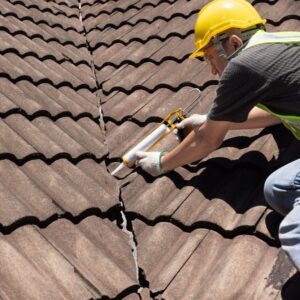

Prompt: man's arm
xmin=161 ymin=119 xmax=230 ymax=171
xmin=228 ymin=106 xmax=281 ymax=130
xmin=161 ymin=106 xmax=281 ymax=172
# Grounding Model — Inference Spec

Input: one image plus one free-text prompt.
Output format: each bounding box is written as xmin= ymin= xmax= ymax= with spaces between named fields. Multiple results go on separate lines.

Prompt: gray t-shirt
xmin=208 ymin=43 xmax=300 ymax=122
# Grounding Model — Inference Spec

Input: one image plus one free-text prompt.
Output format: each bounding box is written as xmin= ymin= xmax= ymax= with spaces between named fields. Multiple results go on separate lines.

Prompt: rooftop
xmin=0 ymin=0 xmax=300 ymax=299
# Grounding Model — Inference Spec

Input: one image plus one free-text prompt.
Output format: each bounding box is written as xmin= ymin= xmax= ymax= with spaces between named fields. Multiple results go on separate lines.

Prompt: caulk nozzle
xmin=111 ymin=163 xmax=125 ymax=176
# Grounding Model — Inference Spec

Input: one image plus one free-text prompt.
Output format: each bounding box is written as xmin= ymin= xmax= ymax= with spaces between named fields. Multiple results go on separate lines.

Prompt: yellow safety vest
xmin=242 ymin=30 xmax=300 ymax=139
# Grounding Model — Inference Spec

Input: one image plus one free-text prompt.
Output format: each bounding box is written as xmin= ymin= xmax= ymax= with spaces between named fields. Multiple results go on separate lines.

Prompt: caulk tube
xmin=111 ymin=124 xmax=170 ymax=175
xmin=123 ymin=123 xmax=170 ymax=166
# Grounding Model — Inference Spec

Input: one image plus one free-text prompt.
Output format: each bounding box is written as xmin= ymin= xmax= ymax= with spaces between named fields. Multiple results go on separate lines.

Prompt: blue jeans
xmin=264 ymin=159 xmax=300 ymax=271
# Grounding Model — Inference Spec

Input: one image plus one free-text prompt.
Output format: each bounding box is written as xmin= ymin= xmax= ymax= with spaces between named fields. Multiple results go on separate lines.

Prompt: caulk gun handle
xmin=175 ymin=113 xmax=193 ymax=142
xmin=176 ymin=126 xmax=194 ymax=142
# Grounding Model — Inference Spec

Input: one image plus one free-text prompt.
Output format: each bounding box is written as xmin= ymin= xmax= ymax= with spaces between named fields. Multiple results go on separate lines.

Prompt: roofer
xmin=136 ymin=0 xmax=300 ymax=271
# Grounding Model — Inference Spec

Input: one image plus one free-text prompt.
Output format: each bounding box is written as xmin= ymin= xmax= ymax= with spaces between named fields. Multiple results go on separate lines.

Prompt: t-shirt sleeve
xmin=208 ymin=61 xmax=271 ymax=123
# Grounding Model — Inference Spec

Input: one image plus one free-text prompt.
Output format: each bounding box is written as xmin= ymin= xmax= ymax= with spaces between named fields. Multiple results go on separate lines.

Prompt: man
xmin=136 ymin=0 xmax=300 ymax=270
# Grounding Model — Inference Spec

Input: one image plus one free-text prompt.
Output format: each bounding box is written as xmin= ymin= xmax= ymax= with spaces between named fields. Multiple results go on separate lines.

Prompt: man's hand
xmin=136 ymin=151 xmax=166 ymax=177
xmin=174 ymin=114 xmax=207 ymax=141
xmin=176 ymin=114 xmax=207 ymax=129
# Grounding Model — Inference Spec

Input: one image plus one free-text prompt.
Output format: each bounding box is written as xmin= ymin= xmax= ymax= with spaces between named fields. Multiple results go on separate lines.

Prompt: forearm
xmin=227 ymin=107 xmax=281 ymax=130
xmin=161 ymin=129 xmax=218 ymax=171
xmin=160 ymin=107 xmax=281 ymax=172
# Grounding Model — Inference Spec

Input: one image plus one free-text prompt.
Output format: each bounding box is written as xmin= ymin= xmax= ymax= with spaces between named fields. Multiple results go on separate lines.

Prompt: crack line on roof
xmin=116 ymin=183 xmax=149 ymax=298
xmin=79 ymin=0 xmax=109 ymax=169
xmin=0 ymin=26 xmax=86 ymax=48
xmin=0 ymin=11 xmax=84 ymax=34
xmin=7 ymin=0 xmax=79 ymax=18
xmin=80 ymin=3 xmax=153 ymax=294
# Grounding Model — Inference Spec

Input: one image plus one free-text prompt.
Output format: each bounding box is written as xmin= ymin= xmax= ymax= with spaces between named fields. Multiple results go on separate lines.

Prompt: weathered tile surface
xmin=1 ymin=0 xmax=300 ymax=299
xmin=133 ymin=220 xmax=296 ymax=299
xmin=0 ymin=217 xmax=138 ymax=299
xmin=82 ymin=0 xmax=300 ymax=298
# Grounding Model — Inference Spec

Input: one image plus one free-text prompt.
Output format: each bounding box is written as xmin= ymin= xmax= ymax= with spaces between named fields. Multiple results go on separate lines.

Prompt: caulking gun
xmin=111 ymin=90 xmax=202 ymax=176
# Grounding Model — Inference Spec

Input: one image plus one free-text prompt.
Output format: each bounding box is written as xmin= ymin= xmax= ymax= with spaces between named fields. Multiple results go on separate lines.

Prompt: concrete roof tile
xmin=0 ymin=118 xmax=36 ymax=158
xmin=133 ymin=220 xmax=209 ymax=293
xmin=133 ymin=220 xmax=296 ymax=298
xmin=1 ymin=80 xmax=95 ymax=116
xmin=93 ymin=39 xmax=165 ymax=68
xmin=162 ymin=232 xmax=296 ymax=299
xmin=0 ymin=160 xmax=62 ymax=224
xmin=42 ymin=217 xmax=139 ymax=297
xmin=0 ymin=217 xmax=138 ymax=299
xmin=0 ymin=0 xmax=82 ymax=31
xmin=38 ymin=84 xmax=99 ymax=116
xmin=0 ymin=53 xmax=94 ymax=89
xmin=267 ymin=19 xmax=300 ymax=32
xmin=103 ymin=86 xmax=212 ymax=126
xmin=0 ymin=90 xmax=18 ymax=112
xmin=0 ymin=115 xmax=106 ymax=159
xmin=11 ymin=0 xmax=79 ymax=17
xmin=0 ymin=160 xmax=119 ymax=225
xmin=256 ymin=0 xmax=300 ymax=21
xmin=20 ymin=160 xmax=118 ymax=215
xmin=0 ymin=181 xmax=32 ymax=226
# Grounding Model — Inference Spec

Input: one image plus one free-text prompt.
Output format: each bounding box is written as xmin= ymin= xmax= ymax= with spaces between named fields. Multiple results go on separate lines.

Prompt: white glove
xmin=136 ymin=151 xmax=166 ymax=177
xmin=176 ymin=114 xmax=207 ymax=129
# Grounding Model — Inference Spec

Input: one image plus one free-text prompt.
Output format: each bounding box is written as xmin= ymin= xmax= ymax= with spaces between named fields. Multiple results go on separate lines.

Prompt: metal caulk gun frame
xmin=111 ymin=89 xmax=202 ymax=176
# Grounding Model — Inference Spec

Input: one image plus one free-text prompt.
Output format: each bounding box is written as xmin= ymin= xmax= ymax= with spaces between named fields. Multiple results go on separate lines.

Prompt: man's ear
xmin=229 ymin=35 xmax=243 ymax=49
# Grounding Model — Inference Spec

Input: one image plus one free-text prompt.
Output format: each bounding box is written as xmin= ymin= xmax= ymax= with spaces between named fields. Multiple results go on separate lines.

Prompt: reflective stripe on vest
xmin=244 ymin=30 xmax=300 ymax=139
xmin=257 ymin=103 xmax=300 ymax=140
xmin=244 ymin=30 xmax=300 ymax=50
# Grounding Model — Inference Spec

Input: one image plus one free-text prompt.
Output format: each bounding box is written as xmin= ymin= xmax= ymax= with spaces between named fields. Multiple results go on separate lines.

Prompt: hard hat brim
xmin=189 ymin=50 xmax=204 ymax=59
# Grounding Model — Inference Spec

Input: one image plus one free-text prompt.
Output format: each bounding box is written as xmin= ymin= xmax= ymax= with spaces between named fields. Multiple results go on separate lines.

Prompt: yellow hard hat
xmin=190 ymin=0 xmax=266 ymax=59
